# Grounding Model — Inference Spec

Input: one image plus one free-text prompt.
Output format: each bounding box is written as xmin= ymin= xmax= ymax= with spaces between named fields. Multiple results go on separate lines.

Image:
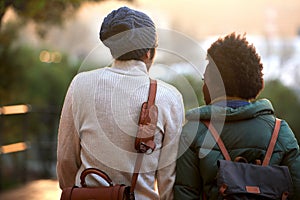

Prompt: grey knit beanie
xmin=99 ymin=6 xmax=157 ymax=59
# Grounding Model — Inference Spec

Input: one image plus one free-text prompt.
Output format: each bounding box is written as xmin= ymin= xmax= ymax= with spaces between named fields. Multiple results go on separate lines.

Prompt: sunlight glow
xmin=39 ymin=50 xmax=62 ymax=63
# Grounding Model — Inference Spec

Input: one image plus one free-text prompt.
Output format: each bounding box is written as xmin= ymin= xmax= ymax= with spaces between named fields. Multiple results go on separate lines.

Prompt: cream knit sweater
xmin=57 ymin=60 xmax=184 ymax=200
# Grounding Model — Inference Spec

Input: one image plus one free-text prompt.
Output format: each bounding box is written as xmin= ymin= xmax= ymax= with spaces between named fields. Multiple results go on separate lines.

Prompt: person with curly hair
xmin=174 ymin=33 xmax=300 ymax=199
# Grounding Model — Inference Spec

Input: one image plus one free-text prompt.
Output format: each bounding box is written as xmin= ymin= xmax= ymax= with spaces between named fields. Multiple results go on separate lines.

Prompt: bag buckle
xmin=138 ymin=142 xmax=154 ymax=154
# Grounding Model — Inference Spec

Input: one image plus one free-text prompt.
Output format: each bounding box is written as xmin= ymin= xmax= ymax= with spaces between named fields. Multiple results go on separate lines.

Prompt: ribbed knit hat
xmin=99 ymin=6 xmax=157 ymax=59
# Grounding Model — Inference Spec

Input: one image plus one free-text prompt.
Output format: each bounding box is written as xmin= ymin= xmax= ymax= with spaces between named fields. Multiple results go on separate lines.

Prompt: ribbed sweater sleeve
xmin=156 ymin=82 xmax=184 ymax=200
xmin=56 ymin=79 xmax=81 ymax=189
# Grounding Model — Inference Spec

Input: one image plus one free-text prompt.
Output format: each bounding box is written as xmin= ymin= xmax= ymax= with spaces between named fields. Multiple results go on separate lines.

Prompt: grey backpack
xmin=203 ymin=119 xmax=293 ymax=200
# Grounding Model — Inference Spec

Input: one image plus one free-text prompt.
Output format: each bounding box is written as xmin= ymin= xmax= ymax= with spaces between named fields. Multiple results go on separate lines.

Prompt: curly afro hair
xmin=205 ymin=33 xmax=264 ymax=101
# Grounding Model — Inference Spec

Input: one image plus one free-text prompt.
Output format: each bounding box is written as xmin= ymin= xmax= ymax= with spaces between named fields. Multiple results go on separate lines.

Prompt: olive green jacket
xmin=174 ymin=99 xmax=300 ymax=200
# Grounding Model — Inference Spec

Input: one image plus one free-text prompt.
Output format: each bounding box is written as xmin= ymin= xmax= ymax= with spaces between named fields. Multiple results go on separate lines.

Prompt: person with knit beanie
xmin=57 ymin=6 xmax=184 ymax=200
xmin=100 ymin=6 xmax=157 ymax=61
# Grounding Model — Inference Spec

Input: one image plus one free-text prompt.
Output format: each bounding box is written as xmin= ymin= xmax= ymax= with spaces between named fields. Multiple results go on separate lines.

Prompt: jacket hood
xmin=186 ymin=98 xmax=274 ymax=122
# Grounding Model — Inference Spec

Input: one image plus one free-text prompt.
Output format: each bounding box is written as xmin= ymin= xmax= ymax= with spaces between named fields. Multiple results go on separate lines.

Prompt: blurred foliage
xmin=0 ymin=20 xmax=77 ymax=190
xmin=0 ymin=24 xmax=77 ymax=106
xmin=0 ymin=0 xmax=133 ymax=37
xmin=163 ymin=73 xmax=204 ymax=111
xmin=259 ymin=79 xmax=300 ymax=141
xmin=1 ymin=0 xmax=79 ymax=38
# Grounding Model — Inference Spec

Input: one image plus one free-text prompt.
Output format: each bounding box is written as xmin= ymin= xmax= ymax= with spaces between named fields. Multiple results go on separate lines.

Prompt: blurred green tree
xmin=1 ymin=0 xmax=133 ymax=37
xmin=165 ymin=73 xmax=204 ymax=111
xmin=0 ymin=41 xmax=78 ymax=188
xmin=1 ymin=0 xmax=79 ymax=23
xmin=1 ymin=0 xmax=132 ymax=29
xmin=259 ymin=80 xmax=300 ymax=141
xmin=0 ymin=21 xmax=25 ymax=105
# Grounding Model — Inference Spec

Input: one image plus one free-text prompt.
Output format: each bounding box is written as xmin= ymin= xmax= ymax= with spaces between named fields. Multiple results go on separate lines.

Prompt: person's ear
xmin=202 ymin=82 xmax=211 ymax=105
xmin=145 ymin=50 xmax=151 ymax=59
xmin=141 ymin=50 xmax=151 ymax=60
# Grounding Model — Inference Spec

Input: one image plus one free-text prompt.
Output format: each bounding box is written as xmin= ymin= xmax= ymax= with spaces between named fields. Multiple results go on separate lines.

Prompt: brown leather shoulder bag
xmin=60 ymin=168 xmax=129 ymax=200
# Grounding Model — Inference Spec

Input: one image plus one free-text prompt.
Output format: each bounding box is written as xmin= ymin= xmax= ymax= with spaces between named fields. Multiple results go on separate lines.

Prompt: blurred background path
xmin=0 ymin=180 xmax=60 ymax=200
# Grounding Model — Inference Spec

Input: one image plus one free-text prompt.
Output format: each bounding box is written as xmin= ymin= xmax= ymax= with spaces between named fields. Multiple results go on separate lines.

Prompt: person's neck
xmin=210 ymin=96 xmax=250 ymax=108
xmin=210 ymin=96 xmax=248 ymax=104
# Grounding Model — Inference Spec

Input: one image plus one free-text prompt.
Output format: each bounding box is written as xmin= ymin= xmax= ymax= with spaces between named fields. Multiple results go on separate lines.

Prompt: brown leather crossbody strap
xmin=130 ymin=78 xmax=157 ymax=197
xmin=203 ymin=121 xmax=231 ymax=161
xmin=262 ymin=118 xmax=281 ymax=166
xmin=203 ymin=118 xmax=281 ymax=164
xmin=147 ymin=79 xmax=157 ymax=108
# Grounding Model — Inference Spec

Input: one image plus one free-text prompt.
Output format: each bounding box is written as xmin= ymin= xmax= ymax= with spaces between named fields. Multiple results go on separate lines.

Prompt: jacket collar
xmin=186 ymin=99 xmax=274 ymax=122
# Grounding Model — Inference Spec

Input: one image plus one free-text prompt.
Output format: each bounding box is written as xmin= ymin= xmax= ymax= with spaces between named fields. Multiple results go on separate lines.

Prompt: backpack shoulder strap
xmin=202 ymin=121 xmax=231 ymax=161
xmin=262 ymin=118 xmax=281 ymax=166
xmin=203 ymin=118 xmax=281 ymax=164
